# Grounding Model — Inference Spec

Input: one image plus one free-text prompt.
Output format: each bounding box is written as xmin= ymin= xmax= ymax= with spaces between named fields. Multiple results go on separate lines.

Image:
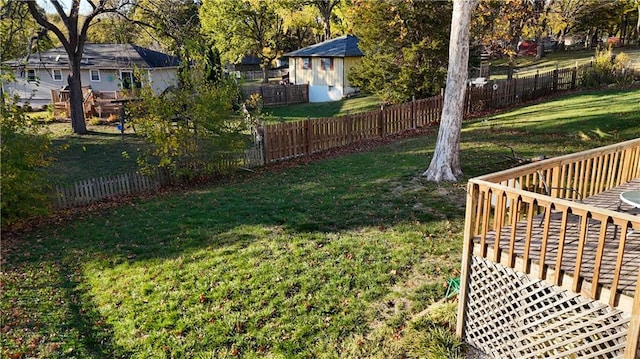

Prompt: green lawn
xmin=266 ymin=94 xmax=382 ymax=121
xmin=45 ymin=122 xmax=144 ymax=185
xmin=43 ymin=94 xmax=382 ymax=183
xmin=489 ymin=47 xmax=640 ymax=80
xmin=3 ymin=88 xmax=639 ymax=358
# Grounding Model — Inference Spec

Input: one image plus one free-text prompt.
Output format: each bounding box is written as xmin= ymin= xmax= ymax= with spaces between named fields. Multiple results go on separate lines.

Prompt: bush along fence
xmin=51 ymin=65 xmax=588 ymax=209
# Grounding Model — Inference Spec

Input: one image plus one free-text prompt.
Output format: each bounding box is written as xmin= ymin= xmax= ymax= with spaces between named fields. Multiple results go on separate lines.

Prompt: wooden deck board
xmin=474 ymin=179 xmax=640 ymax=298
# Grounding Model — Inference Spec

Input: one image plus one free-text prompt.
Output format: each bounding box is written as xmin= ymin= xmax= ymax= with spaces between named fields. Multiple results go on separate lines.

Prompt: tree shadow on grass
xmin=57 ymin=261 xmax=133 ymax=358
xmin=6 ymin=96 xmax=639 ymax=356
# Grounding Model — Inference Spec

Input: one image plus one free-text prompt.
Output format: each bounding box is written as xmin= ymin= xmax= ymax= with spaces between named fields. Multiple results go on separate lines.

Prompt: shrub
xmin=87 ymin=116 xmax=103 ymax=126
xmin=105 ymin=113 xmax=119 ymax=123
xmin=580 ymin=48 xmax=636 ymax=87
xmin=1 ymin=94 xmax=53 ymax=227
xmin=130 ymin=77 xmax=251 ymax=180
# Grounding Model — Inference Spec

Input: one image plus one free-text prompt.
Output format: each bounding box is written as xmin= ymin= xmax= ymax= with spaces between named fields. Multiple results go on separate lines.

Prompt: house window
xmin=301 ymin=57 xmax=312 ymax=70
xmin=27 ymin=69 xmax=37 ymax=82
xmin=120 ymin=70 xmax=141 ymax=89
xmin=320 ymin=58 xmax=333 ymax=71
xmin=53 ymin=69 xmax=63 ymax=81
xmin=90 ymin=70 xmax=101 ymax=82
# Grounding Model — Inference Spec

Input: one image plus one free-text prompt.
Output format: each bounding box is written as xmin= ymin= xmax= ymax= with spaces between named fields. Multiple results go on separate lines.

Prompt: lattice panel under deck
xmin=464 ymin=256 xmax=631 ymax=359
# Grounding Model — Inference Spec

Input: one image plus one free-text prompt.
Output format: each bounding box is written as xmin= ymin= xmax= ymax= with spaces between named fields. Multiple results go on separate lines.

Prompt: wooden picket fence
xmin=262 ymin=66 xmax=582 ymax=163
xmin=241 ymin=84 xmax=309 ymax=106
xmin=51 ymin=65 xmax=590 ymax=209
xmin=52 ymin=169 xmax=171 ymax=209
xmin=466 ymin=67 xmax=578 ymax=112
xmin=262 ymin=95 xmax=444 ymax=162
xmin=51 ymin=142 xmax=264 ymax=210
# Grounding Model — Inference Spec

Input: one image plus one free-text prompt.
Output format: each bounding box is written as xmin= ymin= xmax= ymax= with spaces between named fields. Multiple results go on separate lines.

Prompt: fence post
xmin=411 ymin=95 xmax=416 ymax=129
xmin=262 ymin=125 xmax=270 ymax=163
xmin=284 ymin=85 xmax=289 ymax=105
xmin=552 ymin=67 xmax=558 ymax=92
xmin=346 ymin=112 xmax=352 ymax=144
xmin=571 ymin=66 xmax=577 ymax=89
xmin=534 ymin=70 xmax=539 ymax=95
xmin=306 ymin=117 xmax=314 ymax=155
xmin=378 ymin=105 xmax=385 ymax=137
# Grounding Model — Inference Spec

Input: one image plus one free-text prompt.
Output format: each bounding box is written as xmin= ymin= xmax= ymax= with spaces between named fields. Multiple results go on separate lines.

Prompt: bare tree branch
xmin=25 ymin=0 xmax=71 ymax=50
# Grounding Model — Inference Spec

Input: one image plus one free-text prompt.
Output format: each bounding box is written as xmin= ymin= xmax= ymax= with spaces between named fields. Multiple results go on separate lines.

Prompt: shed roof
xmin=7 ymin=44 xmax=180 ymax=69
xmin=283 ymin=35 xmax=363 ymax=58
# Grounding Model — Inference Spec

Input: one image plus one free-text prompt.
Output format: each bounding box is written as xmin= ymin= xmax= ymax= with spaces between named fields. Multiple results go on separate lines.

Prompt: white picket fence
xmin=52 ymin=169 xmax=171 ymax=209
xmin=52 ymin=141 xmax=265 ymax=210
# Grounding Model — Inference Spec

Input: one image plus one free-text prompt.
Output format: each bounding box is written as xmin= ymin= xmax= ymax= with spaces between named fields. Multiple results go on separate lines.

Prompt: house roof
xmin=7 ymin=44 xmax=181 ymax=69
xmin=283 ymin=35 xmax=363 ymax=58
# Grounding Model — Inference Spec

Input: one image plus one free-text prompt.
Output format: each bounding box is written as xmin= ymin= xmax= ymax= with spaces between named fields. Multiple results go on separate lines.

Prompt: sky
xmin=37 ymin=0 xmax=93 ymax=15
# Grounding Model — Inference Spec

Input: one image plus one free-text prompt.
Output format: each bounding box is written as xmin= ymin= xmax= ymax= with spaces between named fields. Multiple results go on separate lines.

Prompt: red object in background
xmin=518 ymin=40 xmax=538 ymax=56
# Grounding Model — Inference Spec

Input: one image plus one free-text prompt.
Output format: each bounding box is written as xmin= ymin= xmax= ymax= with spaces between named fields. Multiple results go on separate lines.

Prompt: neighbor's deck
xmin=473 ymin=179 xmax=640 ymax=311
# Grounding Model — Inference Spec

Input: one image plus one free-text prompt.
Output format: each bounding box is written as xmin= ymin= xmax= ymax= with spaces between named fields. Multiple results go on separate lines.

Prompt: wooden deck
xmin=50 ymin=89 xmax=124 ymax=118
xmin=457 ymin=139 xmax=640 ymax=358
xmin=474 ymin=179 xmax=640 ymax=307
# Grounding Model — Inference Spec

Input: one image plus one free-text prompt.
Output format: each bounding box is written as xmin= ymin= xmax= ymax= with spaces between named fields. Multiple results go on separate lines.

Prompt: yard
xmin=2 ymin=88 xmax=639 ymax=358
xmin=266 ymin=93 xmax=382 ymax=121
xmin=488 ymin=47 xmax=640 ymax=79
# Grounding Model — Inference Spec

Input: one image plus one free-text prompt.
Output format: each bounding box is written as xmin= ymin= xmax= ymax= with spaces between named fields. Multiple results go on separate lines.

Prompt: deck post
xmin=624 ymin=271 xmax=640 ymax=358
xmin=456 ymin=181 xmax=478 ymax=337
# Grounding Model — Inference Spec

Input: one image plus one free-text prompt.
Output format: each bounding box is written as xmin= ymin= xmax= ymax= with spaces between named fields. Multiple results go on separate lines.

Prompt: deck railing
xmin=457 ymin=138 xmax=640 ymax=358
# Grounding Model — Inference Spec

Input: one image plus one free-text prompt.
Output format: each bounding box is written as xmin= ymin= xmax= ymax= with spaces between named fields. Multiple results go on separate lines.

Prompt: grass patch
xmin=266 ymin=93 xmax=382 ymax=121
xmin=489 ymin=47 xmax=640 ymax=79
xmin=3 ymin=88 xmax=639 ymax=358
xmin=45 ymin=122 xmax=145 ymax=184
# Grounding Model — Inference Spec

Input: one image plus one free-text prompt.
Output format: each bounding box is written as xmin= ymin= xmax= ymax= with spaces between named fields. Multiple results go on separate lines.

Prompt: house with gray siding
xmin=3 ymin=44 xmax=180 ymax=108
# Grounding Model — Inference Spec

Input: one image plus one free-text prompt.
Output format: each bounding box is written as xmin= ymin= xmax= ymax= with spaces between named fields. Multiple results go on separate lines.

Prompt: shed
xmin=283 ymin=35 xmax=363 ymax=102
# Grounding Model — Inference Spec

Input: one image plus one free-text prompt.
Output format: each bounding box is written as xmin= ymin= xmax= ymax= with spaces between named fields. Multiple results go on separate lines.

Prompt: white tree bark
xmin=423 ymin=0 xmax=477 ymax=182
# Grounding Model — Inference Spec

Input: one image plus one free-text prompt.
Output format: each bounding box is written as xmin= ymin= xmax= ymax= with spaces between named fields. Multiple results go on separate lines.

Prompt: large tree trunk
xmin=323 ymin=19 xmax=331 ymax=41
xmin=68 ymin=58 xmax=88 ymax=134
xmin=423 ymin=0 xmax=477 ymax=182
xmin=321 ymin=8 xmax=331 ymax=41
xmin=536 ymin=31 xmax=545 ymax=59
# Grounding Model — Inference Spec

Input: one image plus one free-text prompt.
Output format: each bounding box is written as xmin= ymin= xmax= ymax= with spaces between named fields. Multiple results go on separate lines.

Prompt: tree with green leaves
xmin=131 ymin=72 xmax=249 ymax=179
xmin=1 ymin=0 xmax=53 ymax=62
xmin=543 ymin=0 xmax=632 ymax=50
xmin=1 ymin=88 xmax=53 ymax=227
xmin=200 ymin=0 xmax=286 ymax=84
xmin=347 ymin=0 xmax=451 ymax=103
xmin=125 ymin=0 xmax=203 ymax=59
xmin=86 ymin=13 xmax=137 ymax=44
xmin=204 ymin=46 xmax=223 ymax=85
xmin=279 ymin=1 xmax=325 ymax=50
xmin=472 ymin=0 xmax=534 ymax=60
